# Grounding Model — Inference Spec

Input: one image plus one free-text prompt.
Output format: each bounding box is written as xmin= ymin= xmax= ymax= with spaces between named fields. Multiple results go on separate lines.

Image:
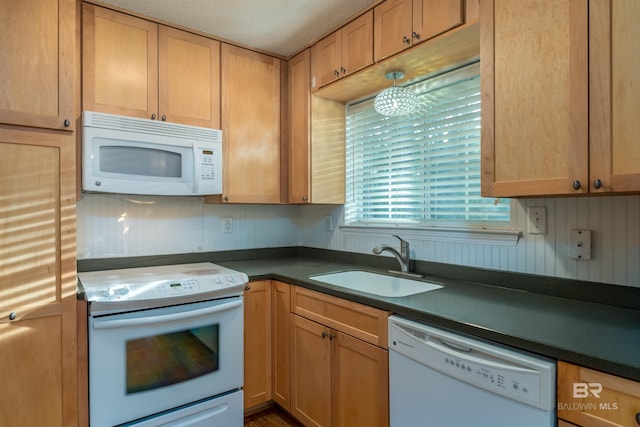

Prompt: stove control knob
xmin=215 ymin=277 xmax=224 ymax=284
xmin=227 ymin=275 xmax=236 ymax=283
xmin=117 ymin=286 xmax=130 ymax=296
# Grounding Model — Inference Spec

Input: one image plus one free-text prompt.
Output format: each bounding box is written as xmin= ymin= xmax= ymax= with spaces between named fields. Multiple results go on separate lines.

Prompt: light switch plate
xmin=569 ymin=229 xmax=591 ymax=260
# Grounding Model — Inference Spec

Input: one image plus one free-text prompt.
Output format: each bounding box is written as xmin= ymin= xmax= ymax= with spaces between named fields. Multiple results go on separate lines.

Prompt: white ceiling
xmin=96 ymin=0 xmax=378 ymax=57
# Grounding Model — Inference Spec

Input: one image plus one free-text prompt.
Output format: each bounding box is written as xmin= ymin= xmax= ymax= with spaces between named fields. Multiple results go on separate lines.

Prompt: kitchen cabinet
xmin=0 ymin=0 xmax=74 ymax=131
xmin=290 ymin=286 xmax=390 ymax=427
xmin=374 ymin=0 xmax=463 ymax=61
xmin=272 ymin=281 xmax=291 ymax=411
xmin=82 ymin=4 xmax=220 ymax=128
xmin=0 ymin=128 xmax=78 ymax=426
xmin=557 ymin=361 xmax=640 ymax=426
xmin=288 ymin=49 xmax=345 ymax=204
xmin=214 ymin=44 xmax=283 ymax=204
xmin=311 ymin=11 xmax=373 ymax=90
xmin=244 ymin=280 xmax=272 ymax=410
xmin=481 ymin=0 xmax=640 ymax=197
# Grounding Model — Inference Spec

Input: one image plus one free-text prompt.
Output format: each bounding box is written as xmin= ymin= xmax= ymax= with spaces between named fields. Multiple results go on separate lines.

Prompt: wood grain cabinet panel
xmin=311 ymin=11 xmax=373 ymax=89
xmin=374 ymin=0 xmax=463 ymax=61
xmin=558 ymin=361 xmax=640 ymax=427
xmin=244 ymin=280 xmax=272 ymax=410
xmin=217 ymin=44 xmax=282 ymax=204
xmin=481 ymin=0 xmax=640 ymax=197
xmin=0 ymin=0 xmax=74 ymax=130
xmin=83 ymin=4 xmax=220 ymax=128
xmin=0 ymin=129 xmax=77 ymax=427
xmin=272 ymin=281 xmax=291 ymax=411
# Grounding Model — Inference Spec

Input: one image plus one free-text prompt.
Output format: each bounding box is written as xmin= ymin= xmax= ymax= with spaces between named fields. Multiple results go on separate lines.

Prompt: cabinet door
xmin=220 ymin=44 xmax=282 ymax=203
xmin=272 ymin=281 xmax=291 ymax=410
xmin=158 ymin=26 xmax=220 ymax=128
xmin=288 ymin=50 xmax=311 ymax=204
xmin=244 ymin=280 xmax=272 ymax=410
xmin=311 ymin=31 xmax=342 ymax=89
xmin=291 ymin=314 xmax=331 ymax=427
xmin=480 ymin=0 xmax=588 ymax=197
xmin=0 ymin=130 xmax=77 ymax=427
xmin=0 ymin=0 xmax=74 ymax=130
xmin=413 ymin=0 xmax=463 ymax=41
xmin=332 ymin=331 xmax=389 ymax=427
xmin=557 ymin=361 xmax=640 ymax=427
xmin=589 ymin=0 xmax=640 ymax=193
xmin=341 ymin=11 xmax=374 ymax=77
xmin=83 ymin=4 xmax=158 ymax=120
xmin=374 ymin=0 xmax=413 ymax=61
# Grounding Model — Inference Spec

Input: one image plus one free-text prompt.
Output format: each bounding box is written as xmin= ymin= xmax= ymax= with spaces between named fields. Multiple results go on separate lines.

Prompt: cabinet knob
xmin=412 ymin=31 xmax=420 ymax=40
xmin=321 ymin=331 xmax=328 ymax=339
xmin=151 ymin=113 xmax=157 ymax=120
xmin=593 ymin=179 xmax=602 ymax=189
xmin=244 ymin=285 xmax=251 ymax=291
xmin=8 ymin=312 xmax=16 ymax=321
xmin=340 ymin=67 xmax=346 ymax=75
xmin=572 ymin=180 xmax=581 ymax=190
xmin=63 ymin=119 xmax=71 ymax=127
xmin=402 ymin=36 xmax=411 ymax=44
xmin=161 ymin=114 xmax=167 ymax=121
xmin=333 ymin=69 xmax=340 ymax=77
xmin=635 ymin=412 xmax=640 ymax=425
xmin=302 ymin=195 xmax=308 ymax=202
xmin=224 ymin=195 xmax=229 ymax=202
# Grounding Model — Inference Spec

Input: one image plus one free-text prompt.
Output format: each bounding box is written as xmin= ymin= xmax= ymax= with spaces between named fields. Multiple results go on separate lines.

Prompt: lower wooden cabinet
xmin=557 ymin=361 xmax=640 ymax=427
xmin=244 ymin=280 xmax=272 ymax=409
xmin=272 ymin=281 xmax=291 ymax=411
xmin=290 ymin=286 xmax=390 ymax=427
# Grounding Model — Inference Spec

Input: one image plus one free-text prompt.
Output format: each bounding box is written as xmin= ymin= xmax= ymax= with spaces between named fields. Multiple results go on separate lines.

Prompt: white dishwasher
xmin=389 ymin=316 xmax=556 ymax=427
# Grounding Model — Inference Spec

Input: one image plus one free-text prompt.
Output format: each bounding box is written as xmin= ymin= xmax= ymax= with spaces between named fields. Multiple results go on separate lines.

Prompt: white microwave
xmin=82 ymin=111 xmax=222 ymax=196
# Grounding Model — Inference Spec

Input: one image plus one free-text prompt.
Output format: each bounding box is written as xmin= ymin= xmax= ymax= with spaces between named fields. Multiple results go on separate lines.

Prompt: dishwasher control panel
xmin=389 ymin=316 xmax=555 ymax=411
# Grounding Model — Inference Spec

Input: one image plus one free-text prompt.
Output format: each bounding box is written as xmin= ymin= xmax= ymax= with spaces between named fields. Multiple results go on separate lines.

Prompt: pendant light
xmin=374 ymin=70 xmax=418 ymax=117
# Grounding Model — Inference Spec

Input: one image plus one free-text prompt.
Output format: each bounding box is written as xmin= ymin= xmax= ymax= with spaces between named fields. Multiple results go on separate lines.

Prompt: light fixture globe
xmin=374 ymin=70 xmax=418 ymax=117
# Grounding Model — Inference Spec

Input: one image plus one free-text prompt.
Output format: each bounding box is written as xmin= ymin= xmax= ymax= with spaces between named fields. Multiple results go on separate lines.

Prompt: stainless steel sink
xmin=308 ymin=270 xmax=442 ymax=297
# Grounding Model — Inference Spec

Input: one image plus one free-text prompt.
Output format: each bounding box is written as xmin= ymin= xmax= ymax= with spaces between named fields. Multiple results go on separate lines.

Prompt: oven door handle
xmin=92 ymin=299 xmax=242 ymax=330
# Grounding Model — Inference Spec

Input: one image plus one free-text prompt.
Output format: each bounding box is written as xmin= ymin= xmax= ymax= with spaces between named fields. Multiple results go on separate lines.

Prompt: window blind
xmin=345 ymin=63 xmax=510 ymax=227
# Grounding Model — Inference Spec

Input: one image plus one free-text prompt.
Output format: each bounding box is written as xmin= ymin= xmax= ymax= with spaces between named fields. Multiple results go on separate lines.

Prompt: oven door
xmin=88 ymin=297 xmax=243 ymax=427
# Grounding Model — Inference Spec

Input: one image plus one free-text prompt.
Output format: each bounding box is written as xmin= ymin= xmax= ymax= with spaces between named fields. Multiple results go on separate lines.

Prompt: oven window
xmin=126 ymin=325 xmax=219 ymax=394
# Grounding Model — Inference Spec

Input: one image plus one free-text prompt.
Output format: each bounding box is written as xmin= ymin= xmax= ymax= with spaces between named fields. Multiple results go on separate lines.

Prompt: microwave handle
xmin=193 ymin=144 xmax=200 ymax=194
xmin=92 ymin=299 xmax=242 ymax=330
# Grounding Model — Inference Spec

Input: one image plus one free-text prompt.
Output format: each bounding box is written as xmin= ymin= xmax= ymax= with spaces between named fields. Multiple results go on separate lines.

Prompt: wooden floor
xmin=244 ymin=406 xmax=303 ymax=427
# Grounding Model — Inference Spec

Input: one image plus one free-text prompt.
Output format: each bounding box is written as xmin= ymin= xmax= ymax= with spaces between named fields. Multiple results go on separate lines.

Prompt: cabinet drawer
xmin=558 ymin=361 xmax=640 ymax=427
xmin=291 ymin=286 xmax=390 ymax=348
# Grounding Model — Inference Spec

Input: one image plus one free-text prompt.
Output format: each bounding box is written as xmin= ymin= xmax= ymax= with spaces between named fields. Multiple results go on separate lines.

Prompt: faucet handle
xmin=392 ymin=234 xmax=409 ymax=249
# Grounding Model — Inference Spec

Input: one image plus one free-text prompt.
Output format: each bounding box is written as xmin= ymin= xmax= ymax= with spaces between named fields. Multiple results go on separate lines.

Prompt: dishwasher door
xmin=388 ymin=316 xmax=556 ymax=427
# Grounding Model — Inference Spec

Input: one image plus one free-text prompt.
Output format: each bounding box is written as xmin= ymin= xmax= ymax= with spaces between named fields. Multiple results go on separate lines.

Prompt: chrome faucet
xmin=372 ymin=235 xmax=412 ymax=274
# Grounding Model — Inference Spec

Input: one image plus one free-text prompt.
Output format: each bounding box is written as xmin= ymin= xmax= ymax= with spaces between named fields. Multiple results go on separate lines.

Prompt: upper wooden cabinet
xmin=311 ymin=11 xmax=373 ymax=90
xmin=589 ymin=0 xmax=640 ymax=193
xmin=215 ymin=44 xmax=282 ymax=204
xmin=0 ymin=0 xmax=74 ymax=131
xmin=288 ymin=50 xmax=346 ymax=204
xmin=374 ymin=0 xmax=464 ymax=61
xmin=0 ymin=128 xmax=78 ymax=426
xmin=557 ymin=361 xmax=640 ymax=427
xmin=481 ymin=0 xmax=640 ymax=197
xmin=82 ymin=4 xmax=220 ymax=128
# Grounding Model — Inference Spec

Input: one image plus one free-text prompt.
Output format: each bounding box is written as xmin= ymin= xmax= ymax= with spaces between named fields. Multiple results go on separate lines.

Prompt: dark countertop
xmin=77 ymin=247 xmax=640 ymax=383
xmin=217 ymin=256 xmax=640 ymax=383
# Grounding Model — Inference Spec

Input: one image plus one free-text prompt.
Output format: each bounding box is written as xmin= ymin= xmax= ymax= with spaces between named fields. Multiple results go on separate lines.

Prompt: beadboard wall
xmin=77 ymin=194 xmax=640 ymax=288
xmin=76 ymin=194 xmax=300 ymax=259
xmin=299 ymin=195 xmax=640 ymax=288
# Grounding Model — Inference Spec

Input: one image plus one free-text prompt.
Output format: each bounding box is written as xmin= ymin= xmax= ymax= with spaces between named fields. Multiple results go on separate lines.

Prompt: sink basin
xmin=308 ymin=270 xmax=442 ymax=297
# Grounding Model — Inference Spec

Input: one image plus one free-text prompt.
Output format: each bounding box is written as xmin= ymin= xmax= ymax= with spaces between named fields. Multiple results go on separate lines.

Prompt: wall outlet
xmin=324 ymin=215 xmax=334 ymax=231
xmin=222 ymin=217 xmax=233 ymax=233
xmin=569 ymin=229 xmax=591 ymax=260
xmin=527 ymin=206 xmax=547 ymax=234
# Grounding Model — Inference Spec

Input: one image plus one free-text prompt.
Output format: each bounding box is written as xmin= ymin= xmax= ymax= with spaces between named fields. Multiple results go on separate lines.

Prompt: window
xmin=345 ymin=63 xmax=510 ymax=229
